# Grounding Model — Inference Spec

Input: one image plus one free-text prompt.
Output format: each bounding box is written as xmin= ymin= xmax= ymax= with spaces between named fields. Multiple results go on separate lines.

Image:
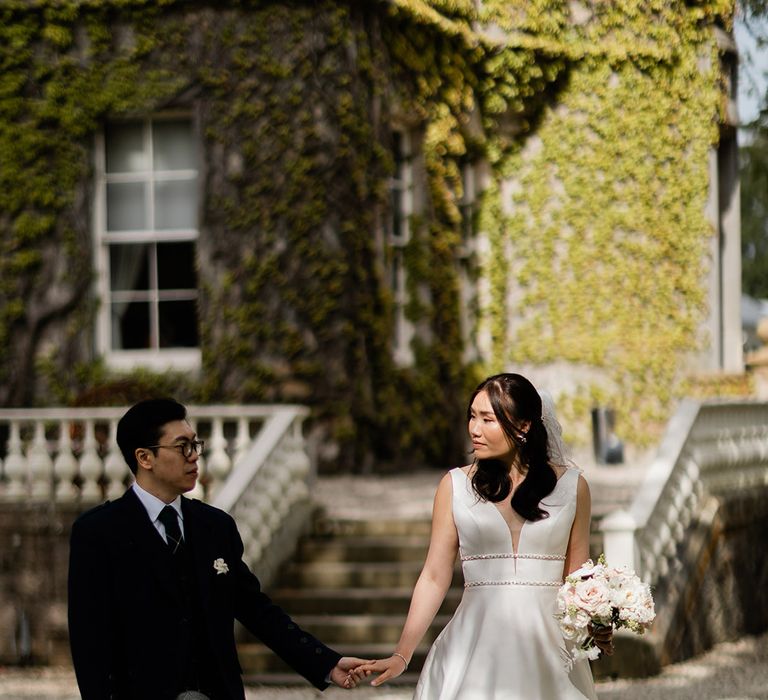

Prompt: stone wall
xmin=0 ymin=504 xmax=79 ymax=665
xmin=596 ymin=485 xmax=768 ymax=678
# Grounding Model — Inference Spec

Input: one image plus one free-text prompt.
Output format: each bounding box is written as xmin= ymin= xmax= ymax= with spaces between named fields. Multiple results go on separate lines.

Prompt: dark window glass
xmin=157 ymin=242 xmax=196 ymax=290
xmin=110 ymin=244 xmax=150 ymax=291
xmin=158 ymin=301 xmax=198 ymax=348
xmin=112 ymin=301 xmax=150 ymax=350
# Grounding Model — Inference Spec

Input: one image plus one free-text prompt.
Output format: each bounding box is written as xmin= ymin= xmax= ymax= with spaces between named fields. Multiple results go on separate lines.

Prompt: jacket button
xmin=287 ymin=624 xmax=295 ymax=630
xmin=300 ymin=636 xmax=308 ymax=643
xmin=314 ymin=647 xmax=323 ymax=654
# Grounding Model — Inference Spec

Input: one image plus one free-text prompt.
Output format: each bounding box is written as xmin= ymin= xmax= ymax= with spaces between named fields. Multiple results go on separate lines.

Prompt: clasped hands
xmin=329 ymin=657 xmax=377 ymax=689
xmin=334 ymin=652 xmax=409 ymax=688
xmin=330 ymin=653 xmax=409 ymax=689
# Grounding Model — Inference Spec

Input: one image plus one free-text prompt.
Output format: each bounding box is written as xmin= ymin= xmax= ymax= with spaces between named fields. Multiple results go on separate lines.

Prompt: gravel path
xmin=1 ymin=630 xmax=767 ymax=699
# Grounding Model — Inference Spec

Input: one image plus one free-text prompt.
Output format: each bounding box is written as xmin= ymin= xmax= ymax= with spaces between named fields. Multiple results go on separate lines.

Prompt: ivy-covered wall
xmin=480 ymin=0 xmax=737 ymax=442
xmin=0 ymin=0 xmax=738 ymax=469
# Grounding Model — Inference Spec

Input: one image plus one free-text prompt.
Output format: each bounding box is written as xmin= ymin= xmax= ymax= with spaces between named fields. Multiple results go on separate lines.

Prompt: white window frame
xmin=456 ymin=162 xmax=480 ymax=363
xmin=388 ymin=131 xmax=416 ymax=367
xmin=93 ymin=116 xmax=201 ymax=372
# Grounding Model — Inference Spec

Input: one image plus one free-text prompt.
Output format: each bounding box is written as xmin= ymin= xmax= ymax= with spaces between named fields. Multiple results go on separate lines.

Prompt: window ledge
xmin=104 ymin=349 xmax=201 ymax=373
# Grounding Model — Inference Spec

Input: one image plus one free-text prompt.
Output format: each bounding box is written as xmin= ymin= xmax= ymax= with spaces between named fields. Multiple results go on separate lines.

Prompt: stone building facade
xmin=0 ymin=0 xmax=744 ymax=469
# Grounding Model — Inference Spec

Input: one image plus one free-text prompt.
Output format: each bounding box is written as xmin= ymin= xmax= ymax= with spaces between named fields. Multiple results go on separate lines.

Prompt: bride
xmin=352 ymin=373 xmax=612 ymax=699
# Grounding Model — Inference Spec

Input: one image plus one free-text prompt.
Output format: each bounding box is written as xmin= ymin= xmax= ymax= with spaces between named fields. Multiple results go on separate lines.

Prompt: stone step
xmin=268 ymin=586 xmax=462 ymax=615
xmin=239 ymin=641 xmax=434 ymax=675
xmin=296 ymin=535 xmax=429 ymax=563
xmin=279 ymin=561 xmax=463 ymax=589
xmin=313 ymin=517 xmax=432 ymax=537
xmin=281 ymin=613 xmax=452 ymax=645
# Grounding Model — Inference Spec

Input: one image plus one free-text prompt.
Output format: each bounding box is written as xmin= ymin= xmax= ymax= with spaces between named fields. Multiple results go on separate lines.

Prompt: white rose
xmin=573 ymin=578 xmax=612 ymax=618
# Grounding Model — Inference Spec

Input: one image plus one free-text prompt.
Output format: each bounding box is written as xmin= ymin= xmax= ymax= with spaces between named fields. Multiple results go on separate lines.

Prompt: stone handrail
xmin=211 ymin=407 xmax=314 ymax=581
xmin=0 ymin=404 xmax=313 ymax=580
xmin=600 ymin=399 xmax=768 ymax=585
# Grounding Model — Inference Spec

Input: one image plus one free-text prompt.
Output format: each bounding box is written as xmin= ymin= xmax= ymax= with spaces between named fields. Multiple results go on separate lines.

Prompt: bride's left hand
xmin=589 ymin=623 xmax=614 ymax=656
xmin=352 ymin=654 xmax=409 ymax=686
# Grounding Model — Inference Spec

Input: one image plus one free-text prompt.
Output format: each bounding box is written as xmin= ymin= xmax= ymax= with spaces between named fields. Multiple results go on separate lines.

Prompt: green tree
xmin=741 ymin=123 xmax=768 ymax=298
xmin=738 ymin=2 xmax=768 ymax=297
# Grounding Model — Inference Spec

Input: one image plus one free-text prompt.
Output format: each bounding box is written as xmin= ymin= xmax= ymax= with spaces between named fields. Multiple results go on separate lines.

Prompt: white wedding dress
xmin=414 ymin=467 xmax=597 ymax=700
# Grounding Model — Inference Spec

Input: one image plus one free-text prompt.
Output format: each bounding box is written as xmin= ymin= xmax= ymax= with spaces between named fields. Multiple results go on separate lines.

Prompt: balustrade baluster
xmin=3 ymin=421 xmax=27 ymax=499
xmin=288 ymin=421 xmax=311 ymax=476
xmin=104 ymin=420 xmax=128 ymax=500
xmin=54 ymin=420 xmax=78 ymax=502
xmin=234 ymin=417 xmax=250 ymax=467
xmin=188 ymin=418 xmax=206 ymax=500
xmin=206 ymin=418 xmax=231 ymax=487
xmin=29 ymin=421 xmax=53 ymax=500
xmin=79 ymin=420 xmax=103 ymax=502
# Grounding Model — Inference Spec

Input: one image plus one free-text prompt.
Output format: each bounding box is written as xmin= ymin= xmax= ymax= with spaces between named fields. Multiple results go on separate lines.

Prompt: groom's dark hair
xmin=117 ymin=398 xmax=187 ymax=474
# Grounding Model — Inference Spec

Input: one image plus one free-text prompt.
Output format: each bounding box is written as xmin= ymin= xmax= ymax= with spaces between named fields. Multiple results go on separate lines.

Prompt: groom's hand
xmin=330 ymin=656 xmax=372 ymax=689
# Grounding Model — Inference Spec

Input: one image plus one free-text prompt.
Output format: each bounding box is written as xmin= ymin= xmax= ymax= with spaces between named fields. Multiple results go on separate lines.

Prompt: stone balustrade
xmin=0 ymin=405 xmax=307 ymax=502
xmin=0 ymin=405 xmax=312 ymax=576
xmin=594 ymin=399 xmax=768 ymax=676
xmin=0 ymin=404 xmax=314 ymax=663
xmin=600 ymin=399 xmax=768 ymax=585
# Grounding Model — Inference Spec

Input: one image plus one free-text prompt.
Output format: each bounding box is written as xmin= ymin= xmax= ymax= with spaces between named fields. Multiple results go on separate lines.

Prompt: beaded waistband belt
xmin=464 ymin=579 xmax=561 ymax=588
xmin=461 ymin=552 xmax=564 ymax=587
xmin=461 ymin=552 xmax=565 ymax=562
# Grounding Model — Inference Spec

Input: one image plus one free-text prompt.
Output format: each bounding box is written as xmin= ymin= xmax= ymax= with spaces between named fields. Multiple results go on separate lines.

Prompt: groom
xmin=68 ymin=398 xmax=363 ymax=699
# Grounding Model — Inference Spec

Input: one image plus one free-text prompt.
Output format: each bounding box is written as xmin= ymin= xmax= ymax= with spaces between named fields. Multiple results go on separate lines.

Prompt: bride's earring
xmin=517 ymin=432 xmax=527 ymax=445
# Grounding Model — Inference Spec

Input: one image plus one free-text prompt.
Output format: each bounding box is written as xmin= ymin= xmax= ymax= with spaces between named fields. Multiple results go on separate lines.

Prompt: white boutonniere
xmin=213 ymin=558 xmax=229 ymax=575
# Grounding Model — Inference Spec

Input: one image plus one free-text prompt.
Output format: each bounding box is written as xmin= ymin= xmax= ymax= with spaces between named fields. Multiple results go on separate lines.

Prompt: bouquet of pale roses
xmin=555 ymin=554 xmax=655 ymax=665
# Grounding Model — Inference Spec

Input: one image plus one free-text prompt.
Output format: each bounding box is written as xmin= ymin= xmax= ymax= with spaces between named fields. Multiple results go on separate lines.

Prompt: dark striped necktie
xmin=158 ymin=505 xmax=183 ymax=554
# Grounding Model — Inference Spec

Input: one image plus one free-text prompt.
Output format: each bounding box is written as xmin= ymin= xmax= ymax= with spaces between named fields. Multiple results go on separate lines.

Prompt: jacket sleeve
xmin=224 ymin=515 xmax=341 ymax=689
xmin=68 ymin=514 xmax=115 ymax=700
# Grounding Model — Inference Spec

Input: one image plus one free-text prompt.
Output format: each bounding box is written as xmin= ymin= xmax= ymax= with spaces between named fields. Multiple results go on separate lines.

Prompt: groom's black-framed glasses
xmin=146 ymin=439 xmax=205 ymax=459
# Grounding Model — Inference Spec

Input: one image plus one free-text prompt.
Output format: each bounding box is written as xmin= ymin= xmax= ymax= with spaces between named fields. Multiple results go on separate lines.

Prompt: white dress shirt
xmin=132 ymin=482 xmax=185 ymax=544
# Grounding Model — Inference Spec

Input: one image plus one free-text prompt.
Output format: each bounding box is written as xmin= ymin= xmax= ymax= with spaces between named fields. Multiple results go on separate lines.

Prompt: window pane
xmin=111 ymin=301 xmax=151 ymax=350
xmin=154 ymin=179 xmax=197 ymax=230
xmin=105 ymin=123 xmax=147 ymax=173
xmin=390 ymin=187 xmax=404 ymax=239
xmin=158 ymin=300 xmax=198 ymax=348
xmin=109 ymin=243 xmax=150 ymax=291
xmin=157 ymin=242 xmax=196 ymax=290
xmin=391 ymin=250 xmax=402 ymax=291
xmin=107 ymin=182 xmax=148 ymax=231
xmin=153 ymin=121 xmax=196 ymax=171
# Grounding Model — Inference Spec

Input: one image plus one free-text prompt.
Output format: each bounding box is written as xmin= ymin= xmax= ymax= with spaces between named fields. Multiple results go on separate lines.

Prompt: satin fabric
xmin=414 ymin=468 xmax=597 ymax=700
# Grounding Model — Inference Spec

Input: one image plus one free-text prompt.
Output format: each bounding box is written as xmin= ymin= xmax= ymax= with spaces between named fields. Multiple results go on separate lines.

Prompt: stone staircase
xmin=238 ymin=514 xmax=461 ymax=685
xmin=237 ymin=467 xmax=634 ymax=686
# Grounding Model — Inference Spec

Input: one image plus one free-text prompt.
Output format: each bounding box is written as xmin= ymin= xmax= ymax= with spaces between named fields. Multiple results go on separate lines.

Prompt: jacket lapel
xmin=182 ymin=498 xmax=213 ymax=606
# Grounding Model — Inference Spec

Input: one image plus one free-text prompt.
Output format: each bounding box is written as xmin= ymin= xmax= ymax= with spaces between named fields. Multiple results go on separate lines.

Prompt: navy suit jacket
xmin=68 ymin=489 xmax=340 ymax=699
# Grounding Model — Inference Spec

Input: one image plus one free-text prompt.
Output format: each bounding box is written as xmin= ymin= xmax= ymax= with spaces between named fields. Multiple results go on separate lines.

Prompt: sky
xmin=735 ymin=16 xmax=768 ymax=125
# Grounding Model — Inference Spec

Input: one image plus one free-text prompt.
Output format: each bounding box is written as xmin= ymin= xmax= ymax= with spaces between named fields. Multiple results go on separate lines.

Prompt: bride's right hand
xmin=352 ymin=654 xmax=409 ymax=686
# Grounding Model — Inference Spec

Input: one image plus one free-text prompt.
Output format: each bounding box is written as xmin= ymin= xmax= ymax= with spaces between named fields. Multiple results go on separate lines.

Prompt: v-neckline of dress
xmin=462 ymin=467 xmax=571 ymax=557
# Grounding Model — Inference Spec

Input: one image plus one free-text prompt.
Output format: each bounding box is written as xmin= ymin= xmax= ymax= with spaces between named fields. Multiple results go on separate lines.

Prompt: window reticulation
xmin=457 ymin=162 xmax=480 ymax=362
xmin=388 ymin=131 xmax=415 ymax=366
xmin=97 ymin=119 xmax=200 ymax=366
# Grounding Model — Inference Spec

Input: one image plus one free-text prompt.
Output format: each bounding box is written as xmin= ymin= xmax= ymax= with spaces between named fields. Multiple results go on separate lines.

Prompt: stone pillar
xmin=746 ymin=318 xmax=768 ymax=399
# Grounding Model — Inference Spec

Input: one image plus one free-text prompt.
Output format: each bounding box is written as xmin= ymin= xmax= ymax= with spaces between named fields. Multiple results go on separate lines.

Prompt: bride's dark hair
xmin=469 ymin=373 xmax=556 ymax=522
